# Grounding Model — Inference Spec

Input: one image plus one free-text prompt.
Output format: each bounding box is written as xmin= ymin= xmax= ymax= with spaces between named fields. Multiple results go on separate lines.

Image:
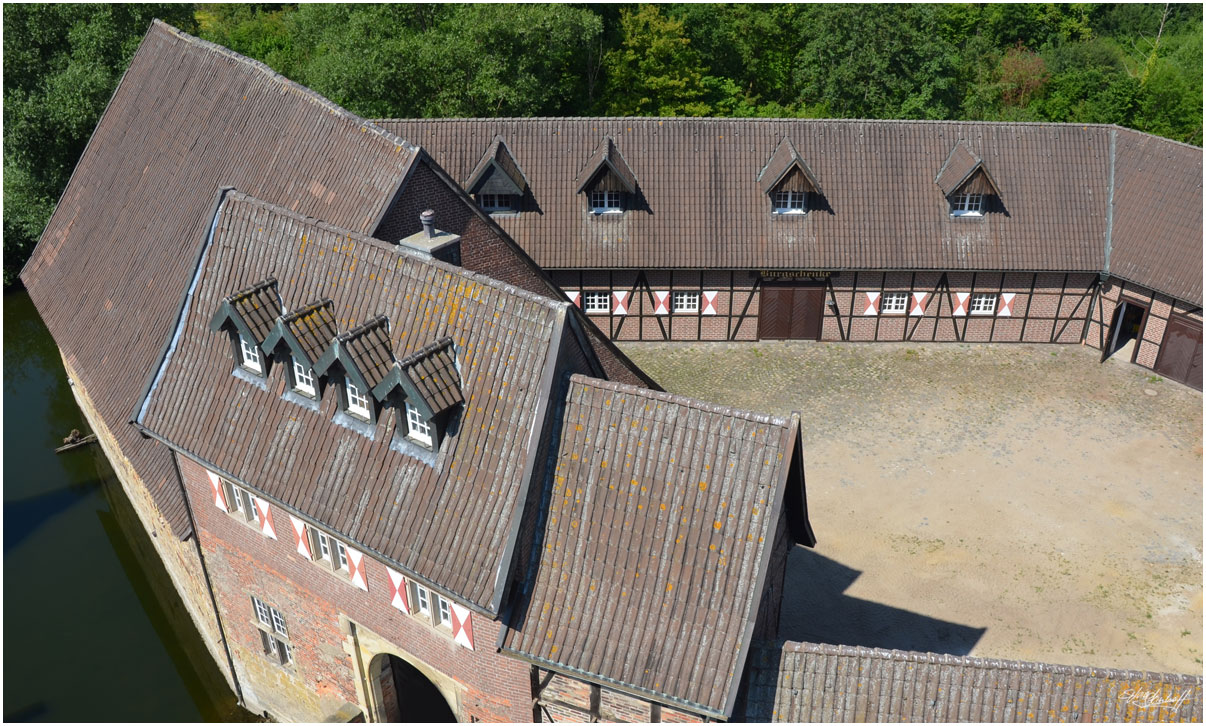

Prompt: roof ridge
xmin=774 ymin=640 xmax=1205 ymax=683
xmin=336 ymin=312 xmax=389 ymax=342
xmin=226 ymin=275 xmax=277 ymax=302
xmin=567 ymin=373 xmax=790 ymax=427
xmin=398 ymin=335 xmax=455 ymax=367
xmin=222 ymin=190 xmax=568 ymax=315
xmin=281 ymin=297 xmax=333 ymax=323
xmin=151 ymin=20 xmax=419 ymax=154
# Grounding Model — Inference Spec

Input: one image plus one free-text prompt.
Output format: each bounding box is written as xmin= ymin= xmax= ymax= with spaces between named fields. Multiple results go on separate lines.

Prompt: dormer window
xmin=291 ymin=358 xmax=316 ymax=397
xmin=405 ymin=402 xmax=433 ymax=447
xmin=773 ymin=190 xmax=808 ymax=215
xmin=477 ymin=193 xmax=515 ymax=213
xmin=345 ymin=379 xmax=371 ymax=419
xmin=590 ymin=190 xmax=623 ymax=214
xmin=950 ymin=193 xmax=983 ymax=217
xmin=239 ymin=334 xmax=262 ymax=373
xmin=466 ymin=137 xmax=530 ymax=215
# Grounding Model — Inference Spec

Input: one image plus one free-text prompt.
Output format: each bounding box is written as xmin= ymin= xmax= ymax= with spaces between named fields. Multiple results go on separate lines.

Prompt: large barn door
xmin=1154 ymin=314 xmax=1203 ymax=390
xmin=758 ymin=286 xmax=792 ymax=339
xmin=759 ymin=283 xmax=824 ymax=340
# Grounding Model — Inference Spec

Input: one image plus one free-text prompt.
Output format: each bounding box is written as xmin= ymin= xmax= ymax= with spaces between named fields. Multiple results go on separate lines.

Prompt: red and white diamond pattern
xmin=385 ymin=567 xmax=410 ymax=613
xmin=289 ymin=515 xmax=311 ymax=560
xmin=566 ymin=290 xmax=581 ymax=308
xmin=953 ymin=292 xmax=970 ymax=316
xmin=653 ymin=290 xmax=670 ymax=315
xmin=254 ymin=499 xmax=277 ymax=539
xmin=863 ymin=291 xmax=881 ymax=315
xmin=346 ymin=547 xmax=368 ymax=591
xmin=612 ymin=290 xmax=628 ymax=315
xmin=450 ymin=602 xmax=474 ymax=650
xmin=999 ymin=292 xmax=1016 ymax=316
xmin=702 ymin=290 xmax=718 ymax=315
xmin=206 ymin=471 xmax=228 ymax=512
xmin=910 ymin=292 xmax=929 ymax=316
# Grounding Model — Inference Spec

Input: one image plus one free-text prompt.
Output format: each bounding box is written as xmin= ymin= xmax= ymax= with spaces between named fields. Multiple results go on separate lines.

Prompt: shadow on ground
xmin=780 ymin=547 xmax=985 ymax=655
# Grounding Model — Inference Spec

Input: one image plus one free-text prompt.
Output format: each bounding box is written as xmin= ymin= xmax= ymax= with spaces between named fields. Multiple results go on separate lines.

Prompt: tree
xmin=3 ymin=4 xmax=197 ymax=287
xmin=600 ymin=5 xmax=711 ymax=116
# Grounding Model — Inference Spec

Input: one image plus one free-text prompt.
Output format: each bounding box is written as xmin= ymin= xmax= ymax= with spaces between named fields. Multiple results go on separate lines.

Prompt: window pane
xmin=405 ymin=403 xmax=433 ymax=446
xmin=336 ymin=541 xmax=348 ymax=571
xmin=271 ymin=607 xmax=288 ymax=637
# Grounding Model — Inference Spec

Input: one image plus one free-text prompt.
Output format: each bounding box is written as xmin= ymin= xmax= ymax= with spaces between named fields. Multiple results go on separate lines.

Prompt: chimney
xmin=420 ymin=209 xmax=436 ymax=238
xmin=399 ymin=209 xmax=461 ymax=266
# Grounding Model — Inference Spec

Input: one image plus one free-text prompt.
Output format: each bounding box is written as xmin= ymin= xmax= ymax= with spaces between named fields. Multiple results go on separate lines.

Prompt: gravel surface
xmin=621 ymin=340 xmax=1203 ymax=674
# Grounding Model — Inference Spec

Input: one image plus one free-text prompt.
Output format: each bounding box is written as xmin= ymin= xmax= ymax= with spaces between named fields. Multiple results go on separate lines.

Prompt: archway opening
xmin=369 ymin=653 xmax=456 ymax=723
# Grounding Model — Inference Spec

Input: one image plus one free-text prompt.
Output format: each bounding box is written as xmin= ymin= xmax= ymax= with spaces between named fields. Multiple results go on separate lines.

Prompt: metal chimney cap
xmin=420 ymin=209 xmax=436 ymax=238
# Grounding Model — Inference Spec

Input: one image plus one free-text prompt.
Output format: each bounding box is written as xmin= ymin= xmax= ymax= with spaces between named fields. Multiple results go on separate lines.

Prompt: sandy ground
xmin=621 ymin=340 xmax=1203 ymax=675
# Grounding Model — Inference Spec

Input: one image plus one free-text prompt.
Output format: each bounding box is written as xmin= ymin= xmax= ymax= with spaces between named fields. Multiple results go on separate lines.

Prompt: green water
xmin=3 ymin=290 xmax=249 ymax=722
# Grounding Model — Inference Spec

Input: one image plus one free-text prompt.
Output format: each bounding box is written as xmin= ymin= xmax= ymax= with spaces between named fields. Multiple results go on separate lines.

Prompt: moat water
xmin=4 ymin=290 xmax=251 ymax=722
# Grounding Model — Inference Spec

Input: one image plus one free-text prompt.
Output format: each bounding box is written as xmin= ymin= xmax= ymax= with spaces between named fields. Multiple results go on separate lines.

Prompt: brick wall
xmin=536 ymin=670 xmax=705 ymax=723
xmin=176 ymin=453 xmax=532 ymax=722
xmin=1087 ymin=276 xmax=1203 ymax=375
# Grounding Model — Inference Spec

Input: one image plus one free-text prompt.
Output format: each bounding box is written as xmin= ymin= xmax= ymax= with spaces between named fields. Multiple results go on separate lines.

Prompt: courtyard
xmin=621 ymin=340 xmax=1203 ymax=675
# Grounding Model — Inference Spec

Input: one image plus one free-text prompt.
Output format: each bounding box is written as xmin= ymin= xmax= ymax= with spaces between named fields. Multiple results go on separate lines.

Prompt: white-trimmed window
xmin=405 ymin=402 xmax=433 ymax=447
xmin=583 ymin=291 xmax=611 ymax=314
xmin=251 ymin=596 xmax=292 ymax=666
xmin=312 ymin=529 xmax=350 ymax=575
xmin=221 ymin=478 xmax=262 ymax=529
xmin=951 ymin=193 xmax=983 ymax=216
xmin=292 ymin=359 xmax=316 ymax=396
xmin=672 ymin=291 xmax=700 ymax=314
xmin=773 ymin=190 xmax=807 ymax=214
xmin=239 ymin=334 xmax=262 ymax=373
xmin=590 ymin=190 xmax=623 ymax=214
xmin=881 ymin=292 xmax=909 ymax=314
xmin=478 ymin=193 xmax=514 ymax=212
xmin=345 ymin=380 xmax=371 ymax=419
xmin=970 ymin=292 xmax=996 ymax=315
xmin=412 ymin=583 xmax=431 ymax=617
xmin=436 ymin=595 xmax=453 ymax=629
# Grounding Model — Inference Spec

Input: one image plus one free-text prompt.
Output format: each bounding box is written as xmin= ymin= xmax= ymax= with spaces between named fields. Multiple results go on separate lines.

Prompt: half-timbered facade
xmin=380 ymin=118 xmax=1203 ymax=389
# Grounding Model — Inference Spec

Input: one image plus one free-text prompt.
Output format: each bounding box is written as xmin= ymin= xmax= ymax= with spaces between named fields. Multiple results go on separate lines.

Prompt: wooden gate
xmin=1154 ymin=314 xmax=1203 ymax=390
xmin=758 ymin=284 xmax=825 ymax=340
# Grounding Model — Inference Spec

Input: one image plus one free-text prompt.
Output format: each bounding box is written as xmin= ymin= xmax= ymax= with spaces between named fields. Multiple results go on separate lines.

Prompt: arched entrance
xmin=368 ymin=653 xmax=456 ymax=723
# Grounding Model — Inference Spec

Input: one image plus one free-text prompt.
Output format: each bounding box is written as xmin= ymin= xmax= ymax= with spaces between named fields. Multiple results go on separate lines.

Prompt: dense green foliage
xmin=4 ymin=3 xmax=1201 ymax=287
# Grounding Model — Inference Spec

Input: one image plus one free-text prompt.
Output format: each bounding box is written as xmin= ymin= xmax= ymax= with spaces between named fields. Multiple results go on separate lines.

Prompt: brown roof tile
xmin=574 ymin=136 xmax=638 ymax=194
xmin=759 ymin=138 xmax=822 ymax=195
xmin=282 ymin=298 xmax=338 ymax=366
xmin=466 ymin=137 xmax=529 ymax=195
xmin=19 ymin=21 xmax=418 ymax=539
xmin=227 ymin=277 xmax=282 ymax=343
xmin=138 ymin=192 xmax=565 ymax=611
xmin=337 ymin=314 xmax=394 ymax=391
xmin=502 ymin=375 xmax=804 ymax=717
xmin=399 ymin=337 xmax=464 ymax=415
xmin=745 ymin=640 xmax=1204 ymax=722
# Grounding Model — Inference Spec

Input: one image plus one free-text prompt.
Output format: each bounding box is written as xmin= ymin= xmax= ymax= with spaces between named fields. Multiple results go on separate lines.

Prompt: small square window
xmin=590 ymin=190 xmax=622 ymax=214
xmin=345 ymin=380 xmax=371 ymax=419
xmin=773 ymin=190 xmax=807 ymax=214
xmin=951 ymin=193 xmax=983 ymax=216
xmin=583 ymin=291 xmax=611 ymax=314
xmin=970 ymin=293 xmax=996 ymax=315
xmin=292 ymin=359 xmax=316 ymax=396
xmin=239 ymin=334 xmax=262 ymax=373
xmin=405 ymin=402 xmax=433 ymax=447
xmin=672 ymin=291 xmax=699 ymax=314
xmin=881 ymin=292 xmax=909 ymax=314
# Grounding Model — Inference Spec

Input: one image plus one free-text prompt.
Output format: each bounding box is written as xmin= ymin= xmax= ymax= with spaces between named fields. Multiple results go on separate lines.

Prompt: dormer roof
xmin=574 ymin=136 xmax=637 ymax=194
xmin=262 ymin=298 xmax=337 ymax=368
xmin=314 ymin=314 xmax=394 ymax=394
xmin=208 ymin=276 xmax=281 ymax=344
xmin=758 ymin=138 xmax=823 ymax=195
xmin=465 ymin=137 xmax=529 ymax=197
xmin=399 ymin=337 xmax=464 ymax=416
xmin=935 ymin=141 xmax=1003 ymax=198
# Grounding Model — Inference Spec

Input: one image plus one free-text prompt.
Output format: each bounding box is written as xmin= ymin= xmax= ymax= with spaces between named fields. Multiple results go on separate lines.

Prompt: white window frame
xmin=239 ymin=334 xmax=262 ymax=373
xmin=773 ymin=190 xmax=807 ymax=215
xmin=951 ymin=193 xmax=983 ymax=217
xmin=222 ymin=478 xmax=262 ymax=528
xmin=335 ymin=539 xmax=349 ymax=572
xmin=590 ymin=190 xmax=623 ymax=214
xmin=315 ymin=530 xmax=333 ymax=564
xmin=405 ymin=402 xmax=433 ymax=447
xmin=251 ymin=596 xmax=292 ymax=666
xmin=970 ymin=292 xmax=996 ymax=315
xmin=270 ymin=607 xmax=288 ymax=637
xmin=292 ymin=359 xmax=316 ymax=396
xmin=312 ymin=529 xmax=350 ymax=576
xmin=583 ymin=291 xmax=611 ymax=314
xmin=672 ymin=291 xmax=700 ymax=314
xmin=252 ymin=596 xmax=272 ymax=627
xmin=412 ymin=583 xmax=431 ymax=618
xmin=436 ymin=595 xmax=453 ymax=629
xmin=478 ymin=193 xmax=514 ymax=213
xmin=345 ymin=379 xmax=371 ymax=419
xmin=881 ymin=292 xmax=909 ymax=314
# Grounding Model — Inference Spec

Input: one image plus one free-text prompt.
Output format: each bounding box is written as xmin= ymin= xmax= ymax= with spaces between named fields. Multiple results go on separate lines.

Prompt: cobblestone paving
xmin=621 ymin=340 xmax=1203 ymax=674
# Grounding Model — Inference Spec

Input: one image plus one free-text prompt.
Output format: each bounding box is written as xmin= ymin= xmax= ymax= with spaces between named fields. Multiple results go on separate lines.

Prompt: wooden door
xmin=758 ymin=286 xmax=792 ymax=339
xmin=1154 ymin=314 xmax=1203 ymax=390
xmin=790 ymin=287 xmax=825 ymax=340
xmin=758 ymin=284 xmax=825 ymax=340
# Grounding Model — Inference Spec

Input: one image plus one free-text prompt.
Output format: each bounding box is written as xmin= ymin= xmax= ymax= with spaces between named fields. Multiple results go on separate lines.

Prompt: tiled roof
xmin=335 ymin=315 xmax=394 ymax=391
xmin=376 ymin=118 xmax=1201 ymax=303
xmin=502 ymin=375 xmax=805 ymax=717
xmin=1110 ymin=129 xmax=1204 ymax=305
xmin=758 ymin=138 xmax=821 ymax=195
xmin=138 ymin=192 xmax=566 ymax=611
xmin=399 ymin=337 xmax=464 ymax=416
xmin=279 ymin=298 xmax=338 ymax=367
xmin=745 ymin=640 xmax=1204 ymax=723
xmin=227 ymin=277 xmax=282 ymax=343
xmin=466 ymin=137 xmax=529 ymax=195
xmin=19 ymin=21 xmax=418 ymax=538
xmin=935 ymin=142 xmax=981 ymax=195
xmin=574 ymin=136 xmax=637 ymax=194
